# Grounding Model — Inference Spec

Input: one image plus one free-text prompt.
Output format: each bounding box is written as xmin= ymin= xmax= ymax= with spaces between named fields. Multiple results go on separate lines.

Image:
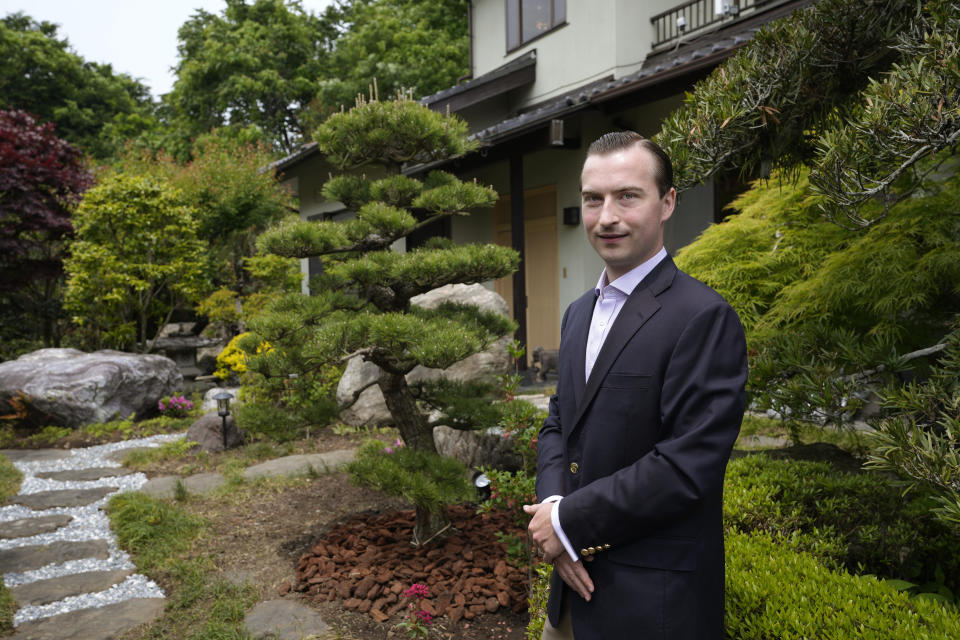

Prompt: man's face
xmin=580 ymin=145 xmax=675 ymax=282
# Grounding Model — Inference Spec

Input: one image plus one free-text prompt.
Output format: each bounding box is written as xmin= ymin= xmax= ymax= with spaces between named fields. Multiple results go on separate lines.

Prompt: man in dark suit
xmin=523 ymin=131 xmax=747 ymax=639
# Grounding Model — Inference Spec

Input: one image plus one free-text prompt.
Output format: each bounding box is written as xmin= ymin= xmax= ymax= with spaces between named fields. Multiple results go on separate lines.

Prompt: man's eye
xmin=621 ymin=192 xmax=637 ymax=200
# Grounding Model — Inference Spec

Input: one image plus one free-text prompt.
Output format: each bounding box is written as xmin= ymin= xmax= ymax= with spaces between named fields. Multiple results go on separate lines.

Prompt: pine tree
xmin=251 ymin=90 xmax=518 ymax=544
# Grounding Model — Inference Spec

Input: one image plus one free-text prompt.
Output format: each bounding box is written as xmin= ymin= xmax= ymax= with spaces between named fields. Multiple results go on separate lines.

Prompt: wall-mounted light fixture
xmin=563 ymin=206 xmax=581 ymax=226
xmin=676 ymin=15 xmax=687 ymax=32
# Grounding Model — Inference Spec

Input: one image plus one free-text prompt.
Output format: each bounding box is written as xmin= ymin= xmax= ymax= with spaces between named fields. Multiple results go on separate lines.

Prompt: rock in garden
xmin=0 ymin=348 xmax=181 ymax=428
xmin=336 ymin=284 xmax=513 ymax=427
xmin=185 ymin=412 xmax=244 ymax=452
xmin=433 ymin=425 xmax=522 ymax=471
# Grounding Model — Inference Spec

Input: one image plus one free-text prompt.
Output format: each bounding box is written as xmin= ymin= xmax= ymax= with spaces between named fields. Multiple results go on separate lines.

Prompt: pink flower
xmin=384 ymin=446 xmax=394 ymax=454
xmin=415 ymin=609 xmax=432 ymax=625
xmin=403 ymin=583 xmax=430 ymax=599
xmin=394 ymin=438 xmax=404 ymax=448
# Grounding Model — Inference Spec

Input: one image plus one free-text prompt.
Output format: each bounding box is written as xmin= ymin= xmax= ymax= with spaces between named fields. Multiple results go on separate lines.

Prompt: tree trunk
xmin=378 ymin=370 xmax=451 ymax=545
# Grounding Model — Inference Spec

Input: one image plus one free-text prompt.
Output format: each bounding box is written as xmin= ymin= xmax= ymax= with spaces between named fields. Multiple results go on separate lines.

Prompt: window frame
xmin=506 ymin=0 xmax=567 ymax=53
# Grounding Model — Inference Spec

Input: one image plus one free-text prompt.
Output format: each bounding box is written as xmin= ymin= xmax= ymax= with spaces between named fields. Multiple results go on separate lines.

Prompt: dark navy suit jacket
xmin=536 ymin=256 xmax=747 ymax=640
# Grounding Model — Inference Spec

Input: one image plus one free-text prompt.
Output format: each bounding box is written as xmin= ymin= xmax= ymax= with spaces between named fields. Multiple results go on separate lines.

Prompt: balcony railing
xmin=651 ymin=0 xmax=771 ymax=48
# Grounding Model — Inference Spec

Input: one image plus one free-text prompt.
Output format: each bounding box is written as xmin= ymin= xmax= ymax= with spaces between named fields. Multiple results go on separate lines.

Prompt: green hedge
xmin=727 ymin=531 xmax=960 ymax=639
xmin=724 ymin=455 xmax=960 ymax=594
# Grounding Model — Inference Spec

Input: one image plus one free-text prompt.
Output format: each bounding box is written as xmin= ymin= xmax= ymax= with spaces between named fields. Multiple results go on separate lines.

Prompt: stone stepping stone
xmin=11 ymin=486 xmax=115 ymax=510
xmin=0 ymin=514 xmax=73 ymax=540
xmin=138 ymin=476 xmax=180 ymax=500
xmin=11 ymin=597 xmax=166 ymax=640
xmin=140 ymin=472 xmax=226 ymax=500
xmin=0 ymin=449 xmax=71 ymax=463
xmin=242 ymin=449 xmax=355 ymax=480
xmin=34 ymin=467 xmax=133 ymax=482
xmin=243 ymin=599 xmax=332 ymax=640
xmin=10 ymin=568 xmax=134 ymax=606
xmin=0 ymin=539 xmax=110 ymax=574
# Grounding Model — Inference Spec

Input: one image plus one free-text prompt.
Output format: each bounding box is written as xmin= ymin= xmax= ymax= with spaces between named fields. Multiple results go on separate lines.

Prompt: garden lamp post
xmin=214 ymin=391 xmax=234 ymax=450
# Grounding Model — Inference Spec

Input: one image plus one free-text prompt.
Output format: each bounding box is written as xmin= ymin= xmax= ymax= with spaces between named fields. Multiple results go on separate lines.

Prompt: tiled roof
xmin=420 ymin=50 xmax=537 ymax=109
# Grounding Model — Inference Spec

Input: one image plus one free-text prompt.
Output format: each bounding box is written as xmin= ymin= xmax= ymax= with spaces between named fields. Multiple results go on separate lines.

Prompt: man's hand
xmin=555 ymin=554 xmax=594 ymax=601
xmin=523 ymin=502 xmax=563 ymax=562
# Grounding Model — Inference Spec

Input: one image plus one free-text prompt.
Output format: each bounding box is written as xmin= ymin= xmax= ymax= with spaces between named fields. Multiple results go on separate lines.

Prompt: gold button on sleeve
xmin=569 ymin=462 xmax=579 ymax=474
xmin=580 ymin=548 xmax=589 ymax=557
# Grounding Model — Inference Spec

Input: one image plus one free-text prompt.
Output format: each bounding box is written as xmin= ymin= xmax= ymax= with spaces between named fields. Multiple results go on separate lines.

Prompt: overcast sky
xmin=0 ymin=0 xmax=337 ymax=99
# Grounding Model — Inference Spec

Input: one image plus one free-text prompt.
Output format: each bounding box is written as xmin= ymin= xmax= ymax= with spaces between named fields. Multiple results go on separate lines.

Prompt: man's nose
xmin=597 ymin=197 xmax=619 ymax=226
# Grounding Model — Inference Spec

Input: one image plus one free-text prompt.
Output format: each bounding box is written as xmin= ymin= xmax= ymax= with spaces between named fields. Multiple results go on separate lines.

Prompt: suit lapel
xmin=566 ymin=257 xmax=678 ymax=436
xmin=566 ymin=291 xmax=596 ymax=407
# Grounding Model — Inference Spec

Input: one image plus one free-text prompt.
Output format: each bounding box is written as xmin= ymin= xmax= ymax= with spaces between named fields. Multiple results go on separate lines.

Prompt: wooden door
xmin=493 ymin=186 xmax=559 ymax=364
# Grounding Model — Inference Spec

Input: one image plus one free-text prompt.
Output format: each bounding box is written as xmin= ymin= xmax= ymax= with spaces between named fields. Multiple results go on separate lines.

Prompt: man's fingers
xmin=555 ymin=556 xmax=594 ymax=601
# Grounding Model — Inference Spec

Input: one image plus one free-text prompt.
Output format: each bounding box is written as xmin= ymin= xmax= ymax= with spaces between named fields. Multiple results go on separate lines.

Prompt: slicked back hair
xmin=586 ymin=131 xmax=674 ymax=199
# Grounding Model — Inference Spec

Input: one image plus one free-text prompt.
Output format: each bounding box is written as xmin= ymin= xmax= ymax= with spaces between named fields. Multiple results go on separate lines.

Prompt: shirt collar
xmin=594 ymin=247 xmax=668 ymax=298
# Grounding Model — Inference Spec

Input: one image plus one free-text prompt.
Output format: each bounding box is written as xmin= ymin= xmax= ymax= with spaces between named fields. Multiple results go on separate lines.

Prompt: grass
xmin=106 ymin=491 xmax=260 ymax=640
xmin=0 ymin=455 xmax=22 ymax=503
xmin=0 ymin=578 xmax=14 ymax=636
xmin=0 ymin=414 xmax=195 ymax=449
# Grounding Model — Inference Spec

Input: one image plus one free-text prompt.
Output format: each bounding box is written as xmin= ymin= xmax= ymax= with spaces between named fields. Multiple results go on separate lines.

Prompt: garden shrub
xmin=347 ymin=439 xmax=472 ymax=519
xmin=726 ymin=530 xmax=960 ymax=639
xmin=525 ymin=562 xmax=553 ymax=640
xmin=725 ymin=455 xmax=960 ymax=595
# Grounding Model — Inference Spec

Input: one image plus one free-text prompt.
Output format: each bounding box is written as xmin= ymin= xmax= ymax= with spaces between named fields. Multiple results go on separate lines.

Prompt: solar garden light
xmin=214 ymin=391 xmax=234 ymax=449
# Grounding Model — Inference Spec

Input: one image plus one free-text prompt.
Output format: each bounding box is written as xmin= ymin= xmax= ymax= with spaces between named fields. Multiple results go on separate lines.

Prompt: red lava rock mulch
xmin=290 ymin=504 xmax=530 ymax=625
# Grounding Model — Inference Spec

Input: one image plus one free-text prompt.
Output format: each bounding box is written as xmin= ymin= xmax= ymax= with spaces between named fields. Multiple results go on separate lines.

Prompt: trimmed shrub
xmin=727 ymin=531 xmax=960 ymax=639
xmin=725 ymin=455 xmax=960 ymax=594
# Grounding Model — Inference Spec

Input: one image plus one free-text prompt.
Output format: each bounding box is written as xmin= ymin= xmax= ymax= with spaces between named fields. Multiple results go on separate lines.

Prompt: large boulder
xmin=0 ymin=348 xmax=182 ymax=428
xmin=335 ymin=284 xmax=514 ymax=427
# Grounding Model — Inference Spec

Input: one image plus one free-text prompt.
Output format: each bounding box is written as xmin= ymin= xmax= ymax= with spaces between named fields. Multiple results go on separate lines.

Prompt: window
xmin=506 ymin=0 xmax=566 ymax=51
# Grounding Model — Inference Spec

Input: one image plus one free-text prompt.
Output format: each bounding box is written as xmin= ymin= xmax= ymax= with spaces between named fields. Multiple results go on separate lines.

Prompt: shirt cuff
xmin=548 ymin=498 xmax=579 ymax=562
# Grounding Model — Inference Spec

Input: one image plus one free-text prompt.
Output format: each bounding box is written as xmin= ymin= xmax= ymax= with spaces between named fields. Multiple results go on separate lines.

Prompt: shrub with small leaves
xmin=158 ymin=395 xmax=194 ymax=418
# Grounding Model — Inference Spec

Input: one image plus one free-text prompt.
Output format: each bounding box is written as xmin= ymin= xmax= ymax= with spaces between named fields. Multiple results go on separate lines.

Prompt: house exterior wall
xmin=470 ymin=0 xmax=680 ymax=107
xmin=451 ymin=99 xmax=716 ymax=325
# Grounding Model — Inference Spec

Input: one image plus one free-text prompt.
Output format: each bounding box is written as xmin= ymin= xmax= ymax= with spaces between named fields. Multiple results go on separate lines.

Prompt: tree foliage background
xmin=663 ymin=0 xmax=960 ymax=522
xmin=0 ymin=110 xmax=92 ymax=357
xmin=0 ymin=14 xmax=157 ymax=160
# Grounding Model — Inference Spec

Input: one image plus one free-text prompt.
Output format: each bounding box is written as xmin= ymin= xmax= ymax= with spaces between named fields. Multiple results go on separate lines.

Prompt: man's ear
xmin=660 ymin=187 xmax=677 ymax=223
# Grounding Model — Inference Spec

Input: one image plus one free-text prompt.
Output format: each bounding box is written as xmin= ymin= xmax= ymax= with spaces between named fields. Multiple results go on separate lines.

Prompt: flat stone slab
xmin=0 ymin=514 xmax=73 ymax=539
xmin=35 ymin=466 xmax=133 ymax=481
xmin=0 ymin=539 xmax=110 ymax=574
xmin=243 ymin=598 xmax=332 ymax=640
xmin=10 ymin=568 xmax=134 ymax=606
xmin=12 ymin=597 xmax=166 ymax=640
xmin=138 ymin=476 xmax=180 ymax=500
xmin=12 ymin=486 xmax=115 ymax=509
xmin=242 ymin=450 xmax=355 ymax=481
xmin=183 ymin=472 xmax=226 ymax=495
xmin=0 ymin=449 xmax=70 ymax=463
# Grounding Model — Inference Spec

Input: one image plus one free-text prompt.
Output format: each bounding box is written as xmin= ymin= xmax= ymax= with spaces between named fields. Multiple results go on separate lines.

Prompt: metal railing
xmin=650 ymin=0 xmax=770 ymax=48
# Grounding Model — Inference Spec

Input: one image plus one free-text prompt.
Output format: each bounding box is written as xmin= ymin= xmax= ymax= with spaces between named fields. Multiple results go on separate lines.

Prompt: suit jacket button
xmin=603 ymin=543 xmax=611 ymax=550
xmin=588 ymin=547 xmax=596 ymax=554
xmin=569 ymin=462 xmax=579 ymax=474
xmin=580 ymin=548 xmax=589 ymax=557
